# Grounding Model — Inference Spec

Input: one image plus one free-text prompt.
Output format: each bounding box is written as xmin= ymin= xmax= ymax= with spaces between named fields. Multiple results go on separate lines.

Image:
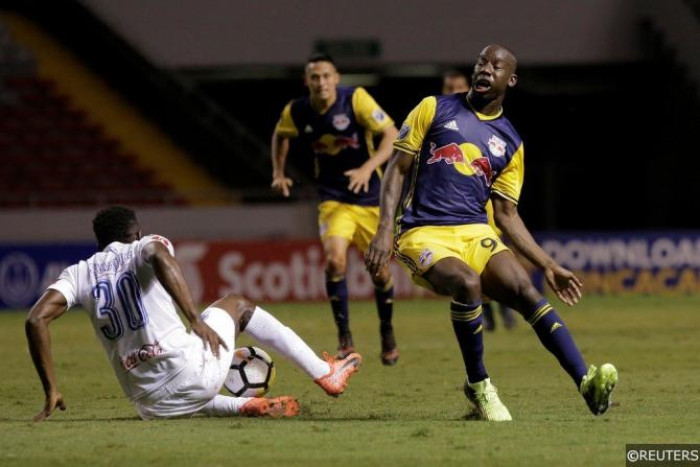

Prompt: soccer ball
xmin=224 ymin=346 xmax=276 ymax=397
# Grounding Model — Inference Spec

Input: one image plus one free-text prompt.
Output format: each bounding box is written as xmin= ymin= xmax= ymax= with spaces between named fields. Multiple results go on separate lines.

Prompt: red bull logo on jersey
xmin=333 ymin=134 xmax=360 ymax=149
xmin=426 ymin=142 xmax=464 ymax=165
xmin=488 ymin=135 xmax=507 ymax=157
xmin=332 ymin=113 xmax=351 ymax=131
xmin=312 ymin=133 xmax=361 ymax=155
xmin=426 ymin=142 xmax=496 ymax=184
xmin=469 ymin=157 xmax=494 ymax=186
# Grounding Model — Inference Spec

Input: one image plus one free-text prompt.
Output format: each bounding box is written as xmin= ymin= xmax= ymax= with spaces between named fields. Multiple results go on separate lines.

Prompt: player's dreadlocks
xmin=92 ymin=206 xmax=138 ymax=250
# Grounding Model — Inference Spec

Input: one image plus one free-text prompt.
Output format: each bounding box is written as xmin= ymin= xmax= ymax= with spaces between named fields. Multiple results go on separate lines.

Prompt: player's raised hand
xmin=271 ymin=176 xmax=294 ymax=197
xmin=344 ymin=167 xmax=372 ymax=194
xmin=365 ymin=231 xmax=393 ymax=277
xmin=34 ymin=390 xmax=66 ymax=422
xmin=545 ymin=264 xmax=583 ymax=306
xmin=191 ymin=320 xmax=229 ymax=358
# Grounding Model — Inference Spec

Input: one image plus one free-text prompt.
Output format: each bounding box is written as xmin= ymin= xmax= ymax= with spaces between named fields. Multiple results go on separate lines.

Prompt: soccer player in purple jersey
xmin=366 ymin=45 xmax=617 ymax=421
xmin=441 ymin=67 xmax=517 ymax=332
xmin=271 ymin=54 xmax=400 ymax=365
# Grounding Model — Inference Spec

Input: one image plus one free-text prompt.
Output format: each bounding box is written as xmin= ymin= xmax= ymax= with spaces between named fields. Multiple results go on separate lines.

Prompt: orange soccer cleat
xmin=314 ymin=351 xmax=363 ymax=397
xmin=239 ymin=396 xmax=299 ymax=418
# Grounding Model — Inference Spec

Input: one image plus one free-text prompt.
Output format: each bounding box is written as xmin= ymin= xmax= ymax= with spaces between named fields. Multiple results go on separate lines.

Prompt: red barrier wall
xmin=175 ymin=239 xmax=428 ymax=304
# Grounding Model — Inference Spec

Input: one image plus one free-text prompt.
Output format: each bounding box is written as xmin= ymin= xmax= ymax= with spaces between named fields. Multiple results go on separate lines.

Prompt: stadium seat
xmin=0 ymin=47 xmax=184 ymax=208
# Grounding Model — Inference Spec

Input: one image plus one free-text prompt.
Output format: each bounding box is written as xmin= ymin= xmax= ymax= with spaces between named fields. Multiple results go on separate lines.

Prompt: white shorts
xmin=133 ymin=307 xmax=235 ymax=420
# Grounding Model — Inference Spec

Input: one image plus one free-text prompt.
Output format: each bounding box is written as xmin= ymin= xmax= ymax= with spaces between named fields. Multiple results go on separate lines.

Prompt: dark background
xmin=7 ymin=0 xmax=699 ymax=232
xmin=194 ymin=60 xmax=697 ymax=231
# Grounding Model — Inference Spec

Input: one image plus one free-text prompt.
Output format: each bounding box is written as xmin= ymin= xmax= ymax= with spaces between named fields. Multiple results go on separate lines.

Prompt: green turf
xmin=2 ymin=295 xmax=699 ymax=466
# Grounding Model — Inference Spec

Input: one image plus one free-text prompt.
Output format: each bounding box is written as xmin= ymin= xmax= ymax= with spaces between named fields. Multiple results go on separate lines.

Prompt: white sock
xmin=244 ymin=306 xmax=330 ymax=379
xmin=199 ymin=395 xmax=252 ymax=417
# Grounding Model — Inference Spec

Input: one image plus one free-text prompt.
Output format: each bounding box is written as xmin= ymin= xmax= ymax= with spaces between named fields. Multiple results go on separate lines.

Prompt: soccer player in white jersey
xmin=26 ymin=206 xmax=362 ymax=421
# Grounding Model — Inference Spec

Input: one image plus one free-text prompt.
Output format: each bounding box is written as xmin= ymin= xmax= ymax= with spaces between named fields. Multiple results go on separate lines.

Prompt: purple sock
xmin=450 ymin=300 xmax=488 ymax=383
xmin=374 ymin=281 xmax=394 ymax=332
xmin=326 ymin=275 xmax=350 ymax=335
xmin=527 ymin=299 xmax=588 ymax=386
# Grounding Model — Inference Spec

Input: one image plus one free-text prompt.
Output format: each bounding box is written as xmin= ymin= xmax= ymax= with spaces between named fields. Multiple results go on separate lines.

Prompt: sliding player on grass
xmin=27 ymin=206 xmax=362 ymax=421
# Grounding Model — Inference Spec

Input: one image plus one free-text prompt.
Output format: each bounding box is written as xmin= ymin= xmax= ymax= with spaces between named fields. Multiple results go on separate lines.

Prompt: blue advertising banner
xmin=538 ymin=232 xmax=700 ymax=295
xmin=0 ymin=232 xmax=698 ymax=309
xmin=0 ymin=244 xmax=94 ymax=309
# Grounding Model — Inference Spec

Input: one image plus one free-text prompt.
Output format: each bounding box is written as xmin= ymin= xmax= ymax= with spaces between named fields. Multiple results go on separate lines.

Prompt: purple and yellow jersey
xmin=275 ymin=86 xmax=394 ymax=206
xmin=393 ymin=93 xmax=524 ymax=233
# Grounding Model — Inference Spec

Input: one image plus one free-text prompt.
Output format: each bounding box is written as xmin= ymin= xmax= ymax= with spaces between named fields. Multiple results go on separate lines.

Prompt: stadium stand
xmin=1 ymin=0 xmax=698 ymax=223
xmin=0 ymin=74 xmax=181 ymax=207
xmin=5 ymin=1 xmax=273 ymax=201
xmin=0 ymin=16 xmax=189 ymax=207
xmin=0 ymin=7 xmax=244 ymax=207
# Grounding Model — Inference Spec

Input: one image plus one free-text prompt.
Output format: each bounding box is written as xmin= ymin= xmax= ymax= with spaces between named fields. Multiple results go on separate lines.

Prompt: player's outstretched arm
xmin=365 ymin=149 xmax=413 ymax=276
xmin=26 ymin=289 xmax=68 ymax=421
xmin=271 ymin=131 xmax=294 ymax=197
xmin=345 ymin=125 xmax=399 ymax=194
xmin=142 ymin=241 xmax=228 ymax=357
xmin=492 ymin=195 xmax=583 ymax=306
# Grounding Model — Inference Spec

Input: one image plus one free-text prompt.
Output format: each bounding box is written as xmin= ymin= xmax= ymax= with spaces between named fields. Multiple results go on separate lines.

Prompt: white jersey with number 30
xmin=48 ymin=235 xmax=193 ymax=401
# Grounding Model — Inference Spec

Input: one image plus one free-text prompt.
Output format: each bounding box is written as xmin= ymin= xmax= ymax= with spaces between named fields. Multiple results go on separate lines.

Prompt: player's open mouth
xmin=473 ymin=78 xmax=491 ymax=92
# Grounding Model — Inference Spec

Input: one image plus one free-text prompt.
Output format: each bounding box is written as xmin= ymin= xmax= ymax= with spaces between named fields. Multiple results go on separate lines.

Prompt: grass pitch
xmin=1 ymin=295 xmax=699 ymax=466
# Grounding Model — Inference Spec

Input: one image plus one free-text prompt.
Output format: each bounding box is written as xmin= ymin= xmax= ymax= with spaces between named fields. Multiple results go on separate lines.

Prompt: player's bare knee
xmin=325 ymin=254 xmax=346 ymax=276
xmin=509 ymin=277 xmax=541 ymax=315
xmin=215 ymin=293 xmax=253 ymax=310
xmin=512 ymin=271 xmax=538 ymax=298
xmin=452 ymin=271 xmax=482 ymax=302
xmin=212 ymin=293 xmax=255 ymax=326
xmin=371 ymin=267 xmax=392 ymax=287
xmin=238 ymin=308 xmax=255 ymax=333
xmin=520 ymin=283 xmax=542 ymax=308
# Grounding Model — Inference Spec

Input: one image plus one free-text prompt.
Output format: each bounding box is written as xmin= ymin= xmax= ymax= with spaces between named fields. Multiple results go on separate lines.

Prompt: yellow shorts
xmin=318 ymin=200 xmax=380 ymax=253
xmin=395 ymin=224 xmax=509 ymax=288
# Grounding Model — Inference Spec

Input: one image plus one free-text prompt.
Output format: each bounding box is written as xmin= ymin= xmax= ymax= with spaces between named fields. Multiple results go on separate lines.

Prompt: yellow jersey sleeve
xmin=491 ymin=142 xmax=524 ymax=204
xmin=393 ymin=96 xmax=437 ymax=155
xmin=274 ymin=102 xmax=298 ymax=138
xmin=352 ymin=87 xmax=394 ymax=134
xmin=484 ymin=199 xmax=504 ymax=237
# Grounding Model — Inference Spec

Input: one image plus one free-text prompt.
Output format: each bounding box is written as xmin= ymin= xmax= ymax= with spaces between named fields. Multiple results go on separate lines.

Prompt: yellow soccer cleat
xmin=580 ymin=363 xmax=618 ymax=415
xmin=464 ymin=378 xmax=513 ymax=421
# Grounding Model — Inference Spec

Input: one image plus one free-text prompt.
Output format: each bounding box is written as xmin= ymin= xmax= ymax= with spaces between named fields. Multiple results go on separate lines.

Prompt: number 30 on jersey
xmin=92 ymin=272 xmax=148 ymax=340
